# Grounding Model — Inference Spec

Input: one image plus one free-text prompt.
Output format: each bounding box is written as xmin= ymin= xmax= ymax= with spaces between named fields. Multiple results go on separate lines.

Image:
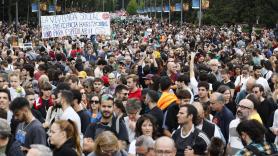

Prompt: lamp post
xmin=102 ymin=0 xmax=104 ymax=11
xmin=160 ymin=0 xmax=163 ymax=21
xmin=2 ymin=0 xmax=4 ymax=21
xmin=198 ymin=0 xmax=202 ymax=27
xmin=181 ymin=0 xmax=183 ymax=25
xmin=168 ymin=0 xmax=170 ymax=24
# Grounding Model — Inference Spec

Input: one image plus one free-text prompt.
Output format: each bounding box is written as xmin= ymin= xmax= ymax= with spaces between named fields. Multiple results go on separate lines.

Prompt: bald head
xmin=237 ymin=99 xmax=254 ymax=120
xmin=192 ymin=102 xmax=204 ymax=115
xmin=154 ymin=137 xmax=176 ymax=156
xmin=238 ymin=99 xmax=254 ymax=110
xmin=155 ymin=136 xmax=175 ymax=148
xmin=246 ymin=77 xmax=256 ymax=92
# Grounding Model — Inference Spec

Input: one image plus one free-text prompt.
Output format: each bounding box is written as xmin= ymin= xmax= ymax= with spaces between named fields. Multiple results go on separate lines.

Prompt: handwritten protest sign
xmin=41 ymin=12 xmax=111 ymax=39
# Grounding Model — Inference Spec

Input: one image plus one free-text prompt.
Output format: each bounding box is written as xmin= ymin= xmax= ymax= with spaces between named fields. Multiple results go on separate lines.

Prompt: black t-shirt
xmin=257 ymin=99 xmax=277 ymax=127
xmin=172 ymin=127 xmax=210 ymax=156
xmin=84 ymin=116 xmax=129 ymax=142
xmin=77 ymin=109 xmax=91 ymax=134
xmin=164 ymin=103 xmax=179 ymax=133
xmin=148 ymin=106 xmax=164 ymax=136
xmin=15 ymin=119 xmax=47 ymax=148
xmin=38 ymin=99 xmax=51 ymax=118
xmin=220 ymin=80 xmax=235 ymax=89
xmin=31 ymin=109 xmax=45 ymax=123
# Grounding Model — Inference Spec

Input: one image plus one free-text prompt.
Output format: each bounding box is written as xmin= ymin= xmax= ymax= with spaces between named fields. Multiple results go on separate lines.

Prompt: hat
xmin=78 ymin=71 xmax=87 ymax=79
xmin=143 ymin=74 xmax=154 ymax=80
xmin=0 ymin=119 xmax=11 ymax=136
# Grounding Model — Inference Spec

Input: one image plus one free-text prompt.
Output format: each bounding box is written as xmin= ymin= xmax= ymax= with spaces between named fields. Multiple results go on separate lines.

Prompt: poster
xmin=175 ymin=3 xmax=182 ymax=11
xmin=41 ymin=12 xmax=111 ymax=38
xmin=32 ymin=3 xmax=38 ymax=12
xmin=164 ymin=5 xmax=170 ymax=12
xmin=192 ymin=0 xmax=200 ymax=9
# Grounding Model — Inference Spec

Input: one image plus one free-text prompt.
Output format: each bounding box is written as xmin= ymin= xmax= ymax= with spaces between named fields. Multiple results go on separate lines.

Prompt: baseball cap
xmin=143 ymin=74 xmax=154 ymax=80
xmin=78 ymin=71 xmax=87 ymax=79
xmin=0 ymin=119 xmax=11 ymax=136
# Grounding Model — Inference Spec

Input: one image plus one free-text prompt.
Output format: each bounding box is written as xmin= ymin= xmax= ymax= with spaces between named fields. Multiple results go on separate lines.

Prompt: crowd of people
xmin=0 ymin=18 xmax=278 ymax=156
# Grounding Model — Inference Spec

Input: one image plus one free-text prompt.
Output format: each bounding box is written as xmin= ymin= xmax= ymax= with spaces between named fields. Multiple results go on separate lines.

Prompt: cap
xmin=78 ymin=71 xmax=87 ymax=79
xmin=0 ymin=119 xmax=11 ymax=136
xmin=143 ymin=74 xmax=154 ymax=80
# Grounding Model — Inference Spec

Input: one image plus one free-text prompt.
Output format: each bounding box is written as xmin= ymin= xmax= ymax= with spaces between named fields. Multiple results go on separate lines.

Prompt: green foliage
xmin=127 ymin=0 xmax=138 ymax=15
xmin=202 ymin=0 xmax=278 ymax=27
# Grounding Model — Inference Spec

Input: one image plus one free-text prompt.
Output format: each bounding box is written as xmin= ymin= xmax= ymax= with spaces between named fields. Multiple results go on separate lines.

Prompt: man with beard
xmin=114 ymin=84 xmax=129 ymax=103
xmin=253 ymin=65 xmax=271 ymax=93
xmin=192 ymin=102 xmax=225 ymax=143
xmin=236 ymin=119 xmax=278 ymax=155
xmin=172 ymin=105 xmax=210 ymax=156
xmin=228 ymin=99 xmax=255 ymax=155
xmin=84 ymin=94 xmax=128 ymax=153
xmin=9 ymin=97 xmax=46 ymax=153
xmin=58 ymin=90 xmax=81 ymax=134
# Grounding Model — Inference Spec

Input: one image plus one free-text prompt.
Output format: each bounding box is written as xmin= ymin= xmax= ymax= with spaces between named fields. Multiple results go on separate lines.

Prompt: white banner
xmin=41 ymin=12 xmax=111 ymax=39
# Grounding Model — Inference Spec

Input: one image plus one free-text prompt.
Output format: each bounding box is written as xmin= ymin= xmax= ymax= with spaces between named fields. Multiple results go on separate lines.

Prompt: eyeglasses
xmin=237 ymin=105 xmax=252 ymax=110
xmin=100 ymin=146 xmax=117 ymax=154
xmin=155 ymin=149 xmax=173 ymax=155
xmin=90 ymin=100 xmax=99 ymax=104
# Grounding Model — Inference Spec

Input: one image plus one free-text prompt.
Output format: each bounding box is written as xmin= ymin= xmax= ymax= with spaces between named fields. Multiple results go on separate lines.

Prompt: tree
xmin=127 ymin=0 xmax=138 ymax=15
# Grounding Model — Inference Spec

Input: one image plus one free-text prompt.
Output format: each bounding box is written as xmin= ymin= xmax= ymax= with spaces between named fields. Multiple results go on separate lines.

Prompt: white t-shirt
xmin=128 ymin=140 xmax=136 ymax=155
xmin=228 ymin=118 xmax=243 ymax=155
xmin=61 ymin=106 xmax=81 ymax=134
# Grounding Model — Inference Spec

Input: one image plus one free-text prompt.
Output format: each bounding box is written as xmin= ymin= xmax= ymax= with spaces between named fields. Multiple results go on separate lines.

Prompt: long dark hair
xmin=135 ymin=114 xmax=157 ymax=139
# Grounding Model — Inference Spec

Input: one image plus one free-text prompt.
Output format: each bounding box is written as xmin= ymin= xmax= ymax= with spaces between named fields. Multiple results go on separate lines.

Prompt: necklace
xmin=22 ymin=118 xmax=35 ymax=131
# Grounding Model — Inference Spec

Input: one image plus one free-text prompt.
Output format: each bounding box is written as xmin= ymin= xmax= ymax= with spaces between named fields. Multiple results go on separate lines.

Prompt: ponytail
xmin=67 ymin=119 xmax=82 ymax=156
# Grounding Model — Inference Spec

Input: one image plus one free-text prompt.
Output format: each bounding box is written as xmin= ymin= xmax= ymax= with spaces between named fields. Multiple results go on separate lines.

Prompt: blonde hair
xmin=94 ymin=131 xmax=119 ymax=155
xmin=8 ymin=71 xmax=20 ymax=80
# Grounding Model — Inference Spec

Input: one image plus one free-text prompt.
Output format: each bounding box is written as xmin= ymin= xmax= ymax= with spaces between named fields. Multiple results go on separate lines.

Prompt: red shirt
xmin=128 ymin=88 xmax=142 ymax=100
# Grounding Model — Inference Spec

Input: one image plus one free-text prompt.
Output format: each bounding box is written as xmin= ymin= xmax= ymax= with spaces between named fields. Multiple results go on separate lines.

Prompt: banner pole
xmin=181 ymin=0 xmax=183 ymax=25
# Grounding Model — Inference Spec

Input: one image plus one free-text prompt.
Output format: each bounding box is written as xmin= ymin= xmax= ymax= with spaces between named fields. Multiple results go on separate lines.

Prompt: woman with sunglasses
xmin=49 ymin=120 xmax=82 ymax=156
xmin=87 ymin=94 xmax=102 ymax=123
xmin=88 ymin=131 xmax=128 ymax=156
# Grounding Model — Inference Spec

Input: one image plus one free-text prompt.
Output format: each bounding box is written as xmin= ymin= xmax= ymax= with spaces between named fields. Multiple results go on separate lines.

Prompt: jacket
xmin=53 ymin=138 xmax=78 ymax=156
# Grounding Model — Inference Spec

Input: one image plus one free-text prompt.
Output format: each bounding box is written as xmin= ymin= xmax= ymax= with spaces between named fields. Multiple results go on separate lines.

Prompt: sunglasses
xmin=90 ymin=100 xmax=99 ymax=104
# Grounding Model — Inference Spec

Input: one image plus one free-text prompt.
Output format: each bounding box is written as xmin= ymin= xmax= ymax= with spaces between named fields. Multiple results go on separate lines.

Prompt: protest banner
xmin=41 ymin=12 xmax=111 ymax=39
